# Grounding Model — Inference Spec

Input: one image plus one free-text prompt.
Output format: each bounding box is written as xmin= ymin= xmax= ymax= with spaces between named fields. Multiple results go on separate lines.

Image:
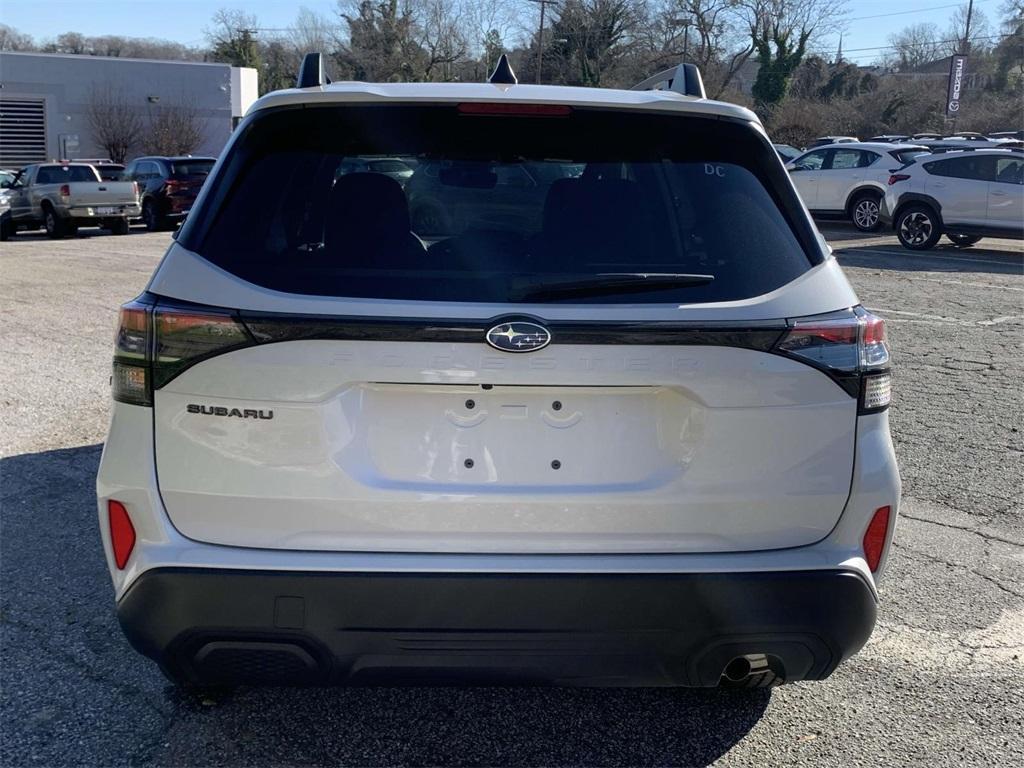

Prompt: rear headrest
xmin=325 ymin=172 xmax=412 ymax=246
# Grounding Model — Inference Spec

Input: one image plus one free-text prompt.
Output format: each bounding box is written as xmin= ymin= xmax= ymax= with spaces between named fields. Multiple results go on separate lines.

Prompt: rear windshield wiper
xmin=509 ymin=272 xmax=714 ymax=301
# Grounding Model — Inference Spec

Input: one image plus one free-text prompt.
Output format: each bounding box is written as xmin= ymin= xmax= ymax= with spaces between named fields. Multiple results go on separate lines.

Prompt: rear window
xmin=170 ymin=160 xmax=215 ymax=177
xmin=182 ymin=105 xmax=819 ymax=304
xmin=891 ymin=149 xmax=930 ymax=164
xmin=368 ymin=159 xmax=412 ymax=174
xmin=36 ymin=165 xmax=98 ymax=184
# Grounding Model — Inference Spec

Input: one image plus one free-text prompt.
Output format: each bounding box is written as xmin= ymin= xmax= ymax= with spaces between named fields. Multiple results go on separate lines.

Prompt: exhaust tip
xmin=723 ymin=656 xmax=753 ymax=682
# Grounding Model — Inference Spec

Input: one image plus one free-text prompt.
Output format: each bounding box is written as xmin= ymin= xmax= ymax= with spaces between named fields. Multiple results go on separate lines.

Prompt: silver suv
xmin=787 ymin=142 xmax=931 ymax=231
xmin=97 ymin=58 xmax=899 ymax=690
xmin=882 ymin=149 xmax=1024 ymax=250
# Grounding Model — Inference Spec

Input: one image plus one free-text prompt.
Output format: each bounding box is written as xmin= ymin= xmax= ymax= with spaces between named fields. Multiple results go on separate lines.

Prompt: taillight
xmin=59 ymin=183 xmax=70 ymax=197
xmin=887 ymin=173 xmax=910 ymax=185
xmin=773 ymin=307 xmax=891 ymax=413
xmin=107 ymin=500 xmax=136 ymax=570
xmin=863 ymin=505 xmax=892 ymax=572
xmin=111 ymin=295 xmax=251 ymax=405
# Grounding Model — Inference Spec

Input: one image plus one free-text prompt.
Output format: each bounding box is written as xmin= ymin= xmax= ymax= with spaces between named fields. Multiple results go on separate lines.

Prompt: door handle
xmin=991 ymin=191 xmax=1007 ymax=197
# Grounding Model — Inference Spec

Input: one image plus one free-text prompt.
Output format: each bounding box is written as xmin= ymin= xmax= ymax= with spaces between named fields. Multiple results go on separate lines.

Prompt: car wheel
xmin=44 ymin=208 xmax=65 ymax=239
xmin=109 ymin=217 xmax=130 ymax=235
xmin=0 ymin=214 xmax=11 ymax=241
xmin=142 ymin=200 xmax=163 ymax=232
xmin=896 ymin=205 xmax=941 ymax=250
xmin=850 ymin=193 xmax=882 ymax=232
xmin=947 ymin=233 xmax=982 ymax=247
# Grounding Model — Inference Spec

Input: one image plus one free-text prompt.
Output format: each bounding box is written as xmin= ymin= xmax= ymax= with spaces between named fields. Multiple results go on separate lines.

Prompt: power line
xmin=843 ymin=0 xmax=999 ymax=23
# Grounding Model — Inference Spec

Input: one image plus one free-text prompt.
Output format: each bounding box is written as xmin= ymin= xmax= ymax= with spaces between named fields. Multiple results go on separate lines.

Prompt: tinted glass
xmin=794 ymin=150 xmax=827 ymax=170
xmin=170 ymin=160 xmax=215 ymax=177
xmin=36 ymin=165 xmax=98 ymax=184
xmin=368 ymin=159 xmax=411 ymax=173
xmin=891 ymin=149 xmax=930 ymax=164
xmin=994 ymin=157 xmax=1024 ymax=185
xmin=183 ymin=105 xmax=817 ymax=304
xmin=830 ymin=150 xmax=861 ymax=170
xmin=926 ymin=156 xmax=996 ymax=181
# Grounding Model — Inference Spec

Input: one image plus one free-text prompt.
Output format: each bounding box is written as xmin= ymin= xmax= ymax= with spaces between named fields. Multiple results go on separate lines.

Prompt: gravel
xmin=1 ymin=225 xmax=1021 ymax=767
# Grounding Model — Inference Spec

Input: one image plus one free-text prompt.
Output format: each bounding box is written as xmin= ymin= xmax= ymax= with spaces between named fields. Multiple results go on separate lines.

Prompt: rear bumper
xmin=66 ymin=204 xmax=141 ymax=218
xmin=117 ymin=567 xmax=876 ymax=687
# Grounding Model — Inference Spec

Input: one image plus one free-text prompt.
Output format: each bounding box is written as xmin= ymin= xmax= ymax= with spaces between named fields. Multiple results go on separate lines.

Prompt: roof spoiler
xmin=297 ymin=52 xmax=332 ymax=88
xmin=632 ymin=63 xmax=706 ymax=99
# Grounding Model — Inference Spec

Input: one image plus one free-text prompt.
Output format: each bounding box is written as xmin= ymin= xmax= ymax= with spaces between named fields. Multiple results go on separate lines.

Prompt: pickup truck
xmin=0 ymin=163 xmax=140 ymax=239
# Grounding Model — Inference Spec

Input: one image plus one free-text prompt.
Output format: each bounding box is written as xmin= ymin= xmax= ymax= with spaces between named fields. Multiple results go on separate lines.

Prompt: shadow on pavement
xmin=1 ymin=444 xmax=770 ymax=767
xmin=834 ymin=244 xmax=1023 ymax=275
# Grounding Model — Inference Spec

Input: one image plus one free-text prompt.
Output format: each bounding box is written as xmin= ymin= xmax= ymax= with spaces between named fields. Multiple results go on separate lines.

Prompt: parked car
xmin=405 ymin=159 xmax=582 ymax=235
xmin=882 ymin=148 xmax=1024 ymax=250
xmin=72 ymin=158 xmax=125 ymax=181
xmin=0 ymin=162 xmax=140 ymax=238
xmin=124 ymin=155 xmax=216 ymax=231
xmin=866 ymin=135 xmax=910 ymax=143
xmin=786 ymin=142 xmax=931 ymax=231
xmin=911 ymin=132 xmax=943 ymax=140
xmin=98 ymin=56 xmax=898 ymax=690
xmin=336 ymin=156 xmax=415 ymax=186
xmin=989 ymin=131 xmax=1024 ymax=141
xmin=807 ymin=135 xmax=858 ymax=148
xmin=773 ymin=143 xmax=803 ymax=163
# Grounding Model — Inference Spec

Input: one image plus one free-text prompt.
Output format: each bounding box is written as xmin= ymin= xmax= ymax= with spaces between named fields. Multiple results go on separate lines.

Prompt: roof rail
xmin=297 ymin=52 xmax=331 ymax=88
xmin=632 ymin=63 xmax=706 ymax=98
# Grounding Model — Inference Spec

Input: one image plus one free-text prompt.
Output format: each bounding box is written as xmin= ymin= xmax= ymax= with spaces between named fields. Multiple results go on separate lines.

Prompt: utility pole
xmin=527 ymin=0 xmax=559 ymax=84
xmin=962 ymin=0 xmax=974 ymax=55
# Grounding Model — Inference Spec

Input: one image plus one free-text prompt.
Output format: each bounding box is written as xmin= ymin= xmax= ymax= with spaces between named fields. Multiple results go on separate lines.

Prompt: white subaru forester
xmin=97 ymin=57 xmax=900 ymax=689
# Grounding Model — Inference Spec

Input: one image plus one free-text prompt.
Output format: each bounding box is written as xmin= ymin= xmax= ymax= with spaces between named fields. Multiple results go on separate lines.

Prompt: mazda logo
xmin=485 ymin=321 xmax=552 ymax=353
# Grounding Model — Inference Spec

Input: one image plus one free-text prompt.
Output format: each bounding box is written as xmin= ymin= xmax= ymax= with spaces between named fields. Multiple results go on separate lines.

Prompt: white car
xmin=97 ymin=57 xmax=900 ymax=689
xmin=787 ymin=142 xmax=931 ymax=231
xmin=882 ymin=148 xmax=1024 ymax=250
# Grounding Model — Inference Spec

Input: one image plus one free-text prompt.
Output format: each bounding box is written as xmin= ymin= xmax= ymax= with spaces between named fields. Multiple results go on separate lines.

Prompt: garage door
xmin=0 ymin=98 xmax=47 ymax=167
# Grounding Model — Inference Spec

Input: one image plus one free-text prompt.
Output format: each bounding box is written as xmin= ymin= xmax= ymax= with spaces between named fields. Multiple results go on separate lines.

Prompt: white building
xmin=0 ymin=51 xmax=258 ymax=166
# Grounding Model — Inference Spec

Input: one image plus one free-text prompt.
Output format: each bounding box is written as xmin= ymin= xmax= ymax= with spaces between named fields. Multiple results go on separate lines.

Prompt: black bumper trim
xmin=117 ymin=568 xmax=877 ymax=687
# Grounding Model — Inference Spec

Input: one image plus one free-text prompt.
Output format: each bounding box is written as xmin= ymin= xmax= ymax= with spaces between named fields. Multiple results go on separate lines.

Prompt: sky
xmin=0 ymin=0 xmax=1011 ymax=66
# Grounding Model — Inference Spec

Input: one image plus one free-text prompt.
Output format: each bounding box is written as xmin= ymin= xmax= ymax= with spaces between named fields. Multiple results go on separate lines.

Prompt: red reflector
xmin=888 ymin=174 xmax=910 ymax=185
xmin=458 ymin=102 xmax=572 ymax=117
xmin=863 ymin=506 xmax=891 ymax=572
xmin=59 ymin=184 xmax=70 ymax=197
xmin=862 ymin=313 xmax=886 ymax=345
xmin=108 ymin=500 xmax=136 ymax=570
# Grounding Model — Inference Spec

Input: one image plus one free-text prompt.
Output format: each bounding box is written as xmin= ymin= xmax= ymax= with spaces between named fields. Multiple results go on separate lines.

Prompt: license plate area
xmin=342 ymin=384 xmax=699 ymax=492
xmin=95 ymin=206 xmax=118 ymax=215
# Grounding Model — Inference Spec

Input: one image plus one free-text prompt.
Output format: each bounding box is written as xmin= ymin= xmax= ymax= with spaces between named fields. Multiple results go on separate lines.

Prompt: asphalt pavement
xmin=1 ymin=224 xmax=1022 ymax=767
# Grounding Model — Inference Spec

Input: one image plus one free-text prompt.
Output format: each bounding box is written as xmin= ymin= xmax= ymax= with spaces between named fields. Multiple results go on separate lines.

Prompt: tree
xmin=86 ymin=86 xmax=144 ymax=163
xmin=0 ymin=24 xmax=33 ymax=51
xmin=207 ymin=9 xmax=262 ymax=69
xmin=643 ymin=1 xmax=756 ymax=98
xmin=544 ymin=0 xmax=639 ymax=87
xmin=885 ymin=23 xmax=944 ymax=71
xmin=416 ymin=0 xmax=469 ymax=81
xmin=141 ymin=102 xmax=205 ymax=156
xmin=336 ymin=1 xmax=424 ymax=81
xmin=745 ymin=0 xmax=846 ymax=108
xmin=947 ymin=2 xmax=992 ymax=55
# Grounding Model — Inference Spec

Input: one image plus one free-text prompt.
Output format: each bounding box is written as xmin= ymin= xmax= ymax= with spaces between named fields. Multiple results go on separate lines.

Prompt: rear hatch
xmin=164 ymin=159 xmax=215 ymax=210
xmin=136 ymin=101 xmax=868 ymax=554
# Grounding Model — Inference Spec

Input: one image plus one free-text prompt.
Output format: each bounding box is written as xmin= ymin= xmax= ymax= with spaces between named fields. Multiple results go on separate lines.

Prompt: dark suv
xmin=124 ymin=156 xmax=215 ymax=231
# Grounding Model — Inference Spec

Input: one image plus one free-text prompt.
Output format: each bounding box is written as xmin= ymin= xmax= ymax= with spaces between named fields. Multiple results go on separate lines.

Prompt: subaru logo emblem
xmin=485 ymin=321 xmax=552 ymax=353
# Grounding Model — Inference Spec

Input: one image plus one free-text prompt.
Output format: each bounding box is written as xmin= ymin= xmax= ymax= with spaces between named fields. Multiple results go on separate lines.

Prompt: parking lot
xmin=1 ymin=224 xmax=1022 ymax=767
